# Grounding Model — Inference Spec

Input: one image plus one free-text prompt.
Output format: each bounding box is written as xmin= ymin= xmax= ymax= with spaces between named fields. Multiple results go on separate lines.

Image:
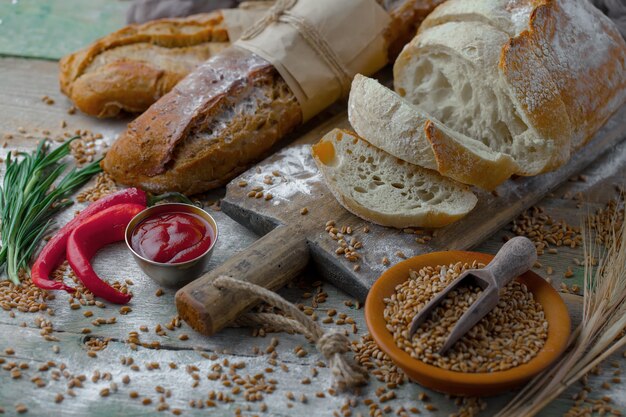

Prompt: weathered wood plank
xmin=2 ymin=321 xmax=625 ymax=416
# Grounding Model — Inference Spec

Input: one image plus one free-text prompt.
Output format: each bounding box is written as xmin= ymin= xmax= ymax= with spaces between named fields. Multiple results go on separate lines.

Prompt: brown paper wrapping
xmin=234 ymin=0 xmax=390 ymax=121
xmin=221 ymin=2 xmax=276 ymax=41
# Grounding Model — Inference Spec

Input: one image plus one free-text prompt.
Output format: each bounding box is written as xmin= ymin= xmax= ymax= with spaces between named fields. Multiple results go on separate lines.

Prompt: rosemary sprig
xmin=0 ymin=138 xmax=102 ymax=284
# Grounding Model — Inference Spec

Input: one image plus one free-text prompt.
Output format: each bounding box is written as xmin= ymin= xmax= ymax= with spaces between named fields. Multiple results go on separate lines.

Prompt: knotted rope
xmin=213 ymin=275 xmax=368 ymax=391
xmin=239 ymin=0 xmax=353 ymax=96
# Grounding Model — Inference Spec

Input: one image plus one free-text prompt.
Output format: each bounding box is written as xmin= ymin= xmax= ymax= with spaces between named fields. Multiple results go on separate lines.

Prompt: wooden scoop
xmin=408 ymin=236 xmax=537 ymax=355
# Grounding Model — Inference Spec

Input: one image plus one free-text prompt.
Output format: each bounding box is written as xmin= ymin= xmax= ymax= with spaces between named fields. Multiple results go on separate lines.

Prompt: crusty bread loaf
xmin=102 ymin=48 xmax=301 ymax=194
xmin=59 ymin=12 xmax=230 ymax=118
xmin=312 ymin=129 xmax=477 ymax=228
xmin=102 ymin=0 xmax=444 ymax=195
xmin=348 ymin=74 xmax=519 ymax=190
xmin=394 ymin=0 xmax=626 ymax=176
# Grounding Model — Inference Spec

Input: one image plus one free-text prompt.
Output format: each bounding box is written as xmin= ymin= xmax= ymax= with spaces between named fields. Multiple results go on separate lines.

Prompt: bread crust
xmin=500 ymin=0 xmax=626 ymax=150
xmin=59 ymin=12 xmax=229 ymax=117
xmin=423 ymin=121 xmax=519 ymax=190
xmin=423 ymin=0 xmax=626 ymax=152
xmin=101 ymin=47 xmax=302 ymax=195
xmin=499 ymin=28 xmax=572 ymax=172
xmin=328 ymin=184 xmax=470 ymax=229
xmin=396 ymin=0 xmax=626 ymax=177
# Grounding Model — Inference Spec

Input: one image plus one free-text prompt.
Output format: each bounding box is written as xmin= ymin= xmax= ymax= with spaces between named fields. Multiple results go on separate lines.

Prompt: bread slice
xmin=348 ymin=74 xmax=519 ymax=190
xmin=311 ymin=129 xmax=477 ymax=228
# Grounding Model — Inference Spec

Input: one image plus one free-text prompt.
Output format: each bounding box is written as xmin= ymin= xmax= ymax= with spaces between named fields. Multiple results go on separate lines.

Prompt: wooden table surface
xmin=1 ymin=4 xmax=626 ymax=417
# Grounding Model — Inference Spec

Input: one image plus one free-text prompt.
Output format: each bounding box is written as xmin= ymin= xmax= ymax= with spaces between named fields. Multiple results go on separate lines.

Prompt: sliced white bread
xmin=394 ymin=0 xmax=626 ymax=174
xmin=348 ymin=74 xmax=519 ymax=190
xmin=419 ymin=0 xmax=626 ymax=150
xmin=311 ymin=128 xmax=478 ymax=228
xmin=394 ymin=19 xmax=569 ymax=176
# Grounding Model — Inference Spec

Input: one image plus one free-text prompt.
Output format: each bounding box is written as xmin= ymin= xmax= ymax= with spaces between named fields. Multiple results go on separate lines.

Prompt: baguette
xmin=103 ymin=48 xmax=301 ymax=194
xmin=311 ymin=129 xmax=477 ymax=228
xmin=59 ymin=12 xmax=230 ymax=118
xmin=102 ymin=0 xmax=445 ymax=195
xmin=348 ymin=74 xmax=519 ymax=190
xmin=394 ymin=0 xmax=626 ymax=175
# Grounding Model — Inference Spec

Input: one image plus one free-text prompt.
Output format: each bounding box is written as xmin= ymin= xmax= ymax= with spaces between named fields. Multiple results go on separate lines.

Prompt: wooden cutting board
xmin=175 ymin=104 xmax=626 ymax=336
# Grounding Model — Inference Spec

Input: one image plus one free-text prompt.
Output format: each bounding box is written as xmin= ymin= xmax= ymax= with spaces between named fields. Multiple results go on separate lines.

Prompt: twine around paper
xmin=239 ymin=0 xmax=353 ymax=96
xmin=213 ymin=275 xmax=368 ymax=391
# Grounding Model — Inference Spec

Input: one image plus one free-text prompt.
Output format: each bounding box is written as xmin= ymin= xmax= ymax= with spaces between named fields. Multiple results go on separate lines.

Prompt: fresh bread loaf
xmin=393 ymin=0 xmax=626 ymax=176
xmin=348 ymin=74 xmax=519 ymax=190
xmin=101 ymin=0 xmax=445 ymax=195
xmin=312 ymin=129 xmax=478 ymax=228
xmin=104 ymin=48 xmax=301 ymax=194
xmin=59 ymin=12 xmax=230 ymax=118
xmin=326 ymin=0 xmax=625 ymax=229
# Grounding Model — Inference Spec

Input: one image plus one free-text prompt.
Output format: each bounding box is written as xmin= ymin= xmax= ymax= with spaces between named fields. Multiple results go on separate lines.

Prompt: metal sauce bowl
xmin=125 ymin=203 xmax=219 ymax=288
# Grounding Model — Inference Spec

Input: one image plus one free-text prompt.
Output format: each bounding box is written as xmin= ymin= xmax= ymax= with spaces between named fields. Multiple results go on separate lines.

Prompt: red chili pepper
xmin=31 ymin=188 xmax=147 ymax=292
xmin=66 ymin=204 xmax=145 ymax=304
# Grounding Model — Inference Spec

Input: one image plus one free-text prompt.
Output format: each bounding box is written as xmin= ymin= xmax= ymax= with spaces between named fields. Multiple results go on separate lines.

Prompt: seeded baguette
xmin=102 ymin=48 xmax=301 ymax=194
xmin=348 ymin=75 xmax=519 ymax=190
xmin=312 ymin=129 xmax=478 ymax=228
xmin=59 ymin=12 xmax=230 ymax=118
xmin=102 ymin=0 xmax=445 ymax=195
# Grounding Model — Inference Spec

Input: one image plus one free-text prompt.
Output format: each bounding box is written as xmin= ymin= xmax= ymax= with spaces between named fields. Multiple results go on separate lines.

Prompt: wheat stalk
xmin=496 ymin=197 xmax=626 ymax=417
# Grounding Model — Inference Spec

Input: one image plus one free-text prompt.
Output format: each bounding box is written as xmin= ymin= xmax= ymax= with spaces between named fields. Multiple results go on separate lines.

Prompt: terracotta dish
xmin=364 ymin=250 xmax=571 ymax=396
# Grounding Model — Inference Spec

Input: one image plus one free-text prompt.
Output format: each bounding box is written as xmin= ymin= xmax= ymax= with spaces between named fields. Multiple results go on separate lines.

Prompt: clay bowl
xmin=364 ymin=250 xmax=570 ymax=396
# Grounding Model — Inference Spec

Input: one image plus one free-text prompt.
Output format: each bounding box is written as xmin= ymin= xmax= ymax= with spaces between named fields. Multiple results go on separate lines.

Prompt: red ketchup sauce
xmin=130 ymin=212 xmax=212 ymax=264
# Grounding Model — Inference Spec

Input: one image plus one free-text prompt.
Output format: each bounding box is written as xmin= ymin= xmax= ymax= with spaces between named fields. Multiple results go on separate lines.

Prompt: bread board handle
xmin=175 ymin=225 xmax=310 ymax=336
